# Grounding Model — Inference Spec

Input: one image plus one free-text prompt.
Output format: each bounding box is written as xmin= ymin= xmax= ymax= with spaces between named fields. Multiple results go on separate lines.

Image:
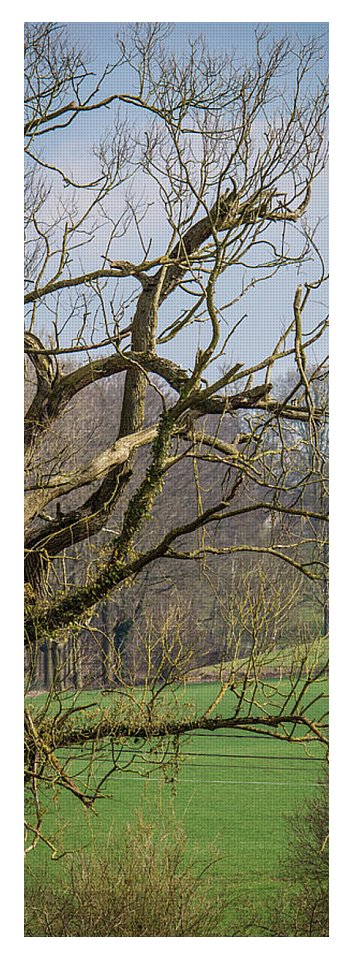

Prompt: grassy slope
xmin=186 ymin=636 xmax=328 ymax=682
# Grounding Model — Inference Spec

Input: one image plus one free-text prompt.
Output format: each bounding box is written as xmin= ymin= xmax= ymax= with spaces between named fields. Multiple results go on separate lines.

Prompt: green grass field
xmin=25 ymin=680 xmax=328 ymax=932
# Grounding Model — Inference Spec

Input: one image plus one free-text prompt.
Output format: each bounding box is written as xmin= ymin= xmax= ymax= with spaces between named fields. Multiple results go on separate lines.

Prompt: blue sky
xmin=67 ymin=21 xmax=328 ymax=62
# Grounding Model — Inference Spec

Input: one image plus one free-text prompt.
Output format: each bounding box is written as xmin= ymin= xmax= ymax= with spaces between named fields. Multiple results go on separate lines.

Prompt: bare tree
xmin=24 ymin=23 xmax=328 ymax=853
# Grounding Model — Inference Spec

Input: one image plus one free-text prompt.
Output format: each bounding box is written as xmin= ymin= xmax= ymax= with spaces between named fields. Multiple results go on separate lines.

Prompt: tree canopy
xmin=24 ymin=23 xmax=328 ymax=855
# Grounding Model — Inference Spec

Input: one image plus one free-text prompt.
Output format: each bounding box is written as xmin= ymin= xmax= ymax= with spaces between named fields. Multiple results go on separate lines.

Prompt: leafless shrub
xmin=25 ymin=815 xmax=247 ymax=937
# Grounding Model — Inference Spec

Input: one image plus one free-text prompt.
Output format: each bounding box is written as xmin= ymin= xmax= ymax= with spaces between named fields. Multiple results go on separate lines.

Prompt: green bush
xmin=25 ymin=815 xmax=242 ymax=937
xmin=262 ymin=773 xmax=329 ymax=937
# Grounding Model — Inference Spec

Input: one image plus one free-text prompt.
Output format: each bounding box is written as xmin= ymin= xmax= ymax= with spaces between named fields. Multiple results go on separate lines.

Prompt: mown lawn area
xmin=25 ymin=680 xmax=328 ymax=932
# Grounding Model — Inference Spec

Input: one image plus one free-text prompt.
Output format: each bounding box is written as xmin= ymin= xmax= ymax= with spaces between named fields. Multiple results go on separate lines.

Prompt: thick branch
xmin=24 ymin=423 xmax=158 ymax=529
xmin=50 ymin=710 xmax=329 ymax=750
xmin=24 ymin=186 xmax=312 ymax=305
xmin=24 ymin=333 xmax=57 ymax=453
